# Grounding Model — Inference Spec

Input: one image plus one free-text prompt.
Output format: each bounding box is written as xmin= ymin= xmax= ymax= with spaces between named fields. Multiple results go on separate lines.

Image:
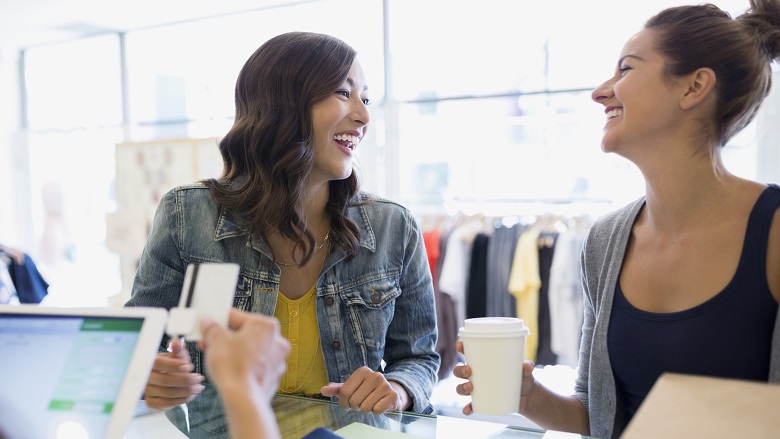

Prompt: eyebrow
xmin=618 ymin=54 xmax=644 ymax=66
xmin=346 ymin=77 xmax=369 ymax=92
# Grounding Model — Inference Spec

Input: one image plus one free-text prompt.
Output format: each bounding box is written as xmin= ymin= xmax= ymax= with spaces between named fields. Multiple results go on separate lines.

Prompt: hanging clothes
xmin=423 ymin=229 xmax=442 ymax=292
xmin=507 ymin=228 xmax=541 ymax=363
xmin=0 ymin=246 xmax=49 ymax=304
xmin=535 ymin=231 xmax=559 ymax=366
xmin=465 ymin=233 xmax=490 ymax=320
xmin=428 ymin=227 xmax=460 ymax=380
xmin=548 ymin=218 xmax=590 ymax=367
xmin=485 ymin=221 xmax=525 ymax=318
xmin=417 ymin=210 xmax=594 ymax=371
xmin=438 ymin=217 xmax=483 ymax=329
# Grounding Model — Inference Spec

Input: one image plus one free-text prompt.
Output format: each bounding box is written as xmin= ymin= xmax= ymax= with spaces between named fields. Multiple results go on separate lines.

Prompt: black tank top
xmin=608 ymin=184 xmax=780 ymax=419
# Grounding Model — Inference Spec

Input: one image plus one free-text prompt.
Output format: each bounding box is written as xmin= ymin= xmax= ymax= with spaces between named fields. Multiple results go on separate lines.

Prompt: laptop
xmin=0 ymin=304 xmax=167 ymax=439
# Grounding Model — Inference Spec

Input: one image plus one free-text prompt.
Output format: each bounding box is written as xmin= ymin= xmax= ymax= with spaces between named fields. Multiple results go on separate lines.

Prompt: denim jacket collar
xmin=212 ymin=194 xmax=378 ymax=259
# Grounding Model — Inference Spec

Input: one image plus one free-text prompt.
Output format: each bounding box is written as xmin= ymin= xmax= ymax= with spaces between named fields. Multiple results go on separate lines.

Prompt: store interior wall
xmin=0 ymin=0 xmax=778 ymax=304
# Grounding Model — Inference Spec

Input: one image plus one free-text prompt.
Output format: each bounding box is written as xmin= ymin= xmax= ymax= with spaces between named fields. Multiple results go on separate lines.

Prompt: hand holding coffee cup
xmin=457 ymin=317 xmax=530 ymax=415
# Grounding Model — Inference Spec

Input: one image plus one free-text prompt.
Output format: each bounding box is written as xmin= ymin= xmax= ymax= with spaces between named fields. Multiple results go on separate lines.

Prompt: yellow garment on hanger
xmin=507 ymin=228 xmax=541 ymax=363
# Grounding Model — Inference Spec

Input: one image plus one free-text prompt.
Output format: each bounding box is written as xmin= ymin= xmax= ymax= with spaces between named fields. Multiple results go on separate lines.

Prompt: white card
xmin=166 ymin=262 xmax=240 ymax=341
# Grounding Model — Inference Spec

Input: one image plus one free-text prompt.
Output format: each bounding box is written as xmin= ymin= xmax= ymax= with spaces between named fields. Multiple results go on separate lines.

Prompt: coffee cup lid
xmin=458 ymin=317 xmax=530 ymax=337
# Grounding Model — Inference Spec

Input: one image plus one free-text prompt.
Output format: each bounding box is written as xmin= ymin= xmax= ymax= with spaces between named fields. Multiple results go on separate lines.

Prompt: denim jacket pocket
xmin=232 ymin=274 xmax=253 ymax=311
xmin=341 ymin=274 xmax=401 ymax=352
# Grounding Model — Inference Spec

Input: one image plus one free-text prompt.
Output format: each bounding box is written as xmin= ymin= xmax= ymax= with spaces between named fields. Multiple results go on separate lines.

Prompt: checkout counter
xmin=126 ymin=385 xmax=597 ymax=439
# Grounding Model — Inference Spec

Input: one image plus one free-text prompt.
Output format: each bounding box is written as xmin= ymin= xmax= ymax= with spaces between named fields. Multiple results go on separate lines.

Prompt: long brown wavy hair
xmin=203 ymin=32 xmax=363 ymax=264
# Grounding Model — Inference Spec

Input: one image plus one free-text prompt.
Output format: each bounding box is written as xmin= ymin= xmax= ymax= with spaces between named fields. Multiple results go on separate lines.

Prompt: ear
xmin=680 ymin=67 xmax=716 ymax=110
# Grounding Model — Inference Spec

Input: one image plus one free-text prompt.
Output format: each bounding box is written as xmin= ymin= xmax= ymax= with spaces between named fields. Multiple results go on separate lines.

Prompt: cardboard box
xmin=621 ymin=373 xmax=780 ymax=438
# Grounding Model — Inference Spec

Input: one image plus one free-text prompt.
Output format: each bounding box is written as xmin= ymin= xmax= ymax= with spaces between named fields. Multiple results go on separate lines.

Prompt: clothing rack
xmin=420 ymin=211 xmax=592 ymax=379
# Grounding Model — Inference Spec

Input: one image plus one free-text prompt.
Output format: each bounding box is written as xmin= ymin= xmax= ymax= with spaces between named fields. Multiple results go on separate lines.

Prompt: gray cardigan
xmin=572 ymin=197 xmax=780 ymax=439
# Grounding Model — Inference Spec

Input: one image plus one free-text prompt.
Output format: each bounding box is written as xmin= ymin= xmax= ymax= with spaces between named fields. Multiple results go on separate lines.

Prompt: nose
xmin=591 ymin=79 xmax=614 ymax=104
xmin=352 ymin=99 xmax=370 ymax=126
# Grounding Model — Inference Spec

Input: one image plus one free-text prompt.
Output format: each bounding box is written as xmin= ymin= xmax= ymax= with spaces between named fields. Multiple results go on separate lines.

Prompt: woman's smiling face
xmin=310 ymin=59 xmax=371 ymax=184
xmin=591 ymin=29 xmax=687 ymax=158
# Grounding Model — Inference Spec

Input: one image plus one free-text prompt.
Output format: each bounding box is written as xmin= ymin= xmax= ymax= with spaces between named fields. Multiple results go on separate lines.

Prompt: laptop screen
xmin=0 ymin=310 xmax=159 ymax=439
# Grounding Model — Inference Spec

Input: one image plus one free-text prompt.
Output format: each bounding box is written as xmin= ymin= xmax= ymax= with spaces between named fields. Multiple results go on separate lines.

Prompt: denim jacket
xmin=125 ymin=183 xmax=440 ymax=414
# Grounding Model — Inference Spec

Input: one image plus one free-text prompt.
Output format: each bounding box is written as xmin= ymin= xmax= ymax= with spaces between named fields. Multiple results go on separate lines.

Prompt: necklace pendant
xmin=274 ymin=229 xmax=330 ymax=267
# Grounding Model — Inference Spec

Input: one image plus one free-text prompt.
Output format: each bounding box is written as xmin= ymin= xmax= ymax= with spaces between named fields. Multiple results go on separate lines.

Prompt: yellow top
xmin=275 ymin=284 xmax=329 ymax=396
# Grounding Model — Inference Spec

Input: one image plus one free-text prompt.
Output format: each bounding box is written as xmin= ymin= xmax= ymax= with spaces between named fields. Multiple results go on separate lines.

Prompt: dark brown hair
xmin=645 ymin=0 xmax=780 ymax=145
xmin=204 ymin=32 xmax=362 ymax=262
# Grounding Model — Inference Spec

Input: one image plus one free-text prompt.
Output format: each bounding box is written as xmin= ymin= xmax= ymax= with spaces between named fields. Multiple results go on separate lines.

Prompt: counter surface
xmin=126 ymin=387 xmax=597 ymax=439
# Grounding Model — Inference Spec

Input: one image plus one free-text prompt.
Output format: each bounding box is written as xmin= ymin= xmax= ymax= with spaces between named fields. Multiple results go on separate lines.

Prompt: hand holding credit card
xmin=166 ymin=263 xmax=240 ymax=341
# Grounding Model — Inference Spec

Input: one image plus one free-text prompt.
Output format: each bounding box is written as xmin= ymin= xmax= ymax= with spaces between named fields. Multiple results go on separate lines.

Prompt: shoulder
xmin=354 ymin=192 xmax=416 ymax=221
xmin=350 ymin=192 xmax=422 ymax=247
xmin=159 ymin=182 xmax=213 ymax=204
xmin=582 ymin=197 xmax=644 ymax=262
xmin=170 ymin=182 xmax=210 ymax=196
xmin=587 ymin=197 xmax=644 ymax=241
xmin=356 ymin=191 xmax=411 ymax=210
xmin=156 ymin=182 xmax=219 ymax=218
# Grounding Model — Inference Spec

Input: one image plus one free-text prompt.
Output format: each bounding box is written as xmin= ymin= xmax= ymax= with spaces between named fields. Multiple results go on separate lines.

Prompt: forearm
xmin=521 ymin=380 xmax=589 ymax=435
xmin=219 ymin=381 xmax=281 ymax=439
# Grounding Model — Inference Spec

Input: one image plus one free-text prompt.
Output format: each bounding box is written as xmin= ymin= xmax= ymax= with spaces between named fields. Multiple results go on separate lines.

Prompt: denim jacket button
xmin=371 ymin=293 xmax=381 ymax=304
xmin=330 ymin=340 xmax=341 ymax=350
xmin=324 ymin=296 xmax=335 ymax=306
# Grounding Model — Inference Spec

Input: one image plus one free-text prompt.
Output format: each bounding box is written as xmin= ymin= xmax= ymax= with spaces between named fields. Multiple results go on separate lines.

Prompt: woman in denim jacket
xmin=125 ymin=31 xmax=439 ymax=416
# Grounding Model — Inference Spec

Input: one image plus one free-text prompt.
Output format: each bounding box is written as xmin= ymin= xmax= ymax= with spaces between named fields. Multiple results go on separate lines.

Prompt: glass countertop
xmin=129 ymin=385 xmax=597 ymax=439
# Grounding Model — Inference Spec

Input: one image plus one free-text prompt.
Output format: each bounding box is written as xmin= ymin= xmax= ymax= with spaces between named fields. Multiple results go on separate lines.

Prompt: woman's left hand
xmin=320 ymin=366 xmax=408 ymax=414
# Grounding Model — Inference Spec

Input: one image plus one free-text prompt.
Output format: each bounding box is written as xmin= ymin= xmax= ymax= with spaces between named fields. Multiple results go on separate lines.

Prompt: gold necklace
xmin=277 ymin=239 xmax=329 ymax=326
xmin=277 ymin=243 xmax=328 ymax=395
xmin=275 ymin=229 xmax=331 ymax=267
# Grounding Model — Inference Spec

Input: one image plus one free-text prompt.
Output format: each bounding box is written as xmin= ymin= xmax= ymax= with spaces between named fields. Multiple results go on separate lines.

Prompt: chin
xmin=599 ymin=135 xmax=620 ymax=154
xmin=337 ymin=165 xmax=354 ymax=180
xmin=329 ymin=170 xmax=352 ymax=181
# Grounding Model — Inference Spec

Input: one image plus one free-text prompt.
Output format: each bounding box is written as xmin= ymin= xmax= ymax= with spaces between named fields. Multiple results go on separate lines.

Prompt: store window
xmin=124 ymin=0 xmax=384 ymax=141
xmin=24 ymin=34 xmax=122 ymax=130
xmin=386 ymin=0 xmax=763 ymax=216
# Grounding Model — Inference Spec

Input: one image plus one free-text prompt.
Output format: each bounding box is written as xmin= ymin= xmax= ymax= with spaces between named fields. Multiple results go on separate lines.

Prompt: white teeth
xmin=333 ymin=134 xmax=361 ymax=149
xmin=607 ymin=108 xmax=623 ymax=120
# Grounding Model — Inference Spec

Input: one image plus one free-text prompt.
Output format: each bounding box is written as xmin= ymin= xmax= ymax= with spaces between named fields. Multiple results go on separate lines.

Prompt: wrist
xmin=388 ymin=381 xmax=411 ymax=411
xmin=519 ymin=376 xmax=542 ymax=416
xmin=215 ymin=375 xmax=267 ymax=405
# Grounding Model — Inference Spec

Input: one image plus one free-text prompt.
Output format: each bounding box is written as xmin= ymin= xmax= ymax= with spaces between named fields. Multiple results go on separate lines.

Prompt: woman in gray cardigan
xmin=454 ymin=1 xmax=780 ymax=438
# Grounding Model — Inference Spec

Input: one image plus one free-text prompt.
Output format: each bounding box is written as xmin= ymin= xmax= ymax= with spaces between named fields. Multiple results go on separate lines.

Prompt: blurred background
xmin=0 ymin=0 xmax=776 ymax=308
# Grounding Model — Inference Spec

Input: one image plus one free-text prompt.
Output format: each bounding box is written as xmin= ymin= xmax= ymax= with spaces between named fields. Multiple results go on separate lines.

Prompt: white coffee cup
xmin=458 ymin=317 xmax=530 ymax=415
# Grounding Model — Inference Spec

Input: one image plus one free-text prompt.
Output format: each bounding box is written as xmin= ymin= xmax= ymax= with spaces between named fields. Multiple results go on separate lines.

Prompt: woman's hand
xmin=321 ymin=366 xmax=409 ymax=414
xmin=143 ymin=338 xmax=205 ymax=411
xmin=453 ymin=339 xmax=536 ymax=415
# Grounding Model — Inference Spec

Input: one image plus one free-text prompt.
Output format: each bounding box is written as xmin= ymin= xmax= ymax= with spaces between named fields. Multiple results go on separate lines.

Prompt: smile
xmin=333 ymin=133 xmax=361 ymax=150
xmin=606 ymin=108 xmax=623 ymax=121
